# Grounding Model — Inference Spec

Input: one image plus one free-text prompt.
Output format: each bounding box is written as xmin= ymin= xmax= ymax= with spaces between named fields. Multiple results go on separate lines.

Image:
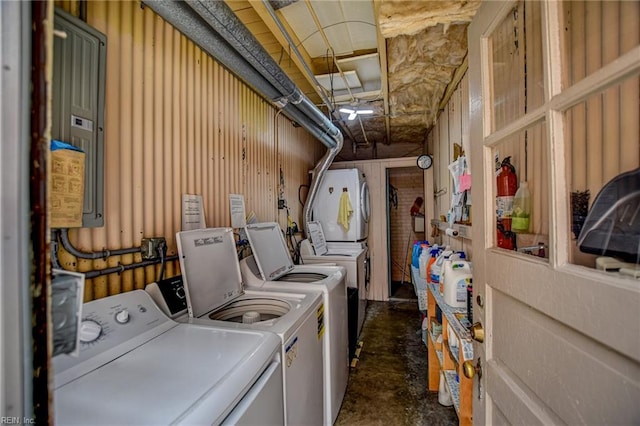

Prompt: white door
xmin=468 ymin=1 xmax=640 ymax=424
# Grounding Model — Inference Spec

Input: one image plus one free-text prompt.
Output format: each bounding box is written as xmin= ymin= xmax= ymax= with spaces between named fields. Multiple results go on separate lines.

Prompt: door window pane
xmin=561 ymin=1 xmax=640 ymax=90
xmin=492 ymin=120 xmax=549 ymax=260
xmin=489 ymin=1 xmax=544 ymax=133
xmin=564 ymin=75 xmax=640 ymax=272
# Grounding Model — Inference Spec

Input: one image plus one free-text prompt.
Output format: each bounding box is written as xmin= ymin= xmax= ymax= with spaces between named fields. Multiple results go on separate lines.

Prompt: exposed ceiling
xmin=226 ymin=0 xmax=480 ymax=161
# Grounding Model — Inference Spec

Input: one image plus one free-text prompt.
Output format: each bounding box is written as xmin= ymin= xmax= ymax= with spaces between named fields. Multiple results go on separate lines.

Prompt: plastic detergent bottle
xmin=431 ymin=246 xmax=452 ymax=288
xmin=443 ymin=260 xmax=472 ymax=308
xmin=512 ymin=181 xmax=531 ymax=233
xmin=418 ymin=244 xmax=430 ymax=278
xmin=426 ymin=246 xmax=440 ymax=283
xmin=411 ymin=241 xmax=421 ymax=269
xmin=412 ymin=240 xmax=429 ymax=269
xmin=439 ymin=251 xmax=466 ymax=294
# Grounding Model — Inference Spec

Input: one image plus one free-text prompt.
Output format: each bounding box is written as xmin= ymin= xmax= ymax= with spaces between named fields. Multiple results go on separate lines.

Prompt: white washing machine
xmin=53 ymin=290 xmax=284 ymax=425
xmin=300 ymin=221 xmax=369 ymax=339
xmin=176 ymin=227 xmax=325 ymax=426
xmin=311 ymin=168 xmax=370 ymax=242
xmin=241 ymin=222 xmax=348 ymax=425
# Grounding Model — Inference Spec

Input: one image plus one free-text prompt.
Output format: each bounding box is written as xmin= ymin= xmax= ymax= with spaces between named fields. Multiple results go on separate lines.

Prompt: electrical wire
xmin=299 ymin=184 xmax=310 ymax=207
xmin=157 ymin=240 xmax=167 ymax=282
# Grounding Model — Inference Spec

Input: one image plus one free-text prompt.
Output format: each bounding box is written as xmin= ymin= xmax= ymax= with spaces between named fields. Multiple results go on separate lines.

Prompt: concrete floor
xmin=335 ymin=283 xmax=458 ymax=426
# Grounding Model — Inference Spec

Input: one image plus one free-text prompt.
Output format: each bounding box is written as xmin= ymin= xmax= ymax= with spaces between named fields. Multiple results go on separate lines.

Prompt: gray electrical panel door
xmin=52 ymin=8 xmax=106 ymax=228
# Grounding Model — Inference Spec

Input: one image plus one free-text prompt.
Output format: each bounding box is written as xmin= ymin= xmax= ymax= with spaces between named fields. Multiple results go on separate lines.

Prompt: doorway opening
xmin=386 ymin=167 xmax=426 ymax=300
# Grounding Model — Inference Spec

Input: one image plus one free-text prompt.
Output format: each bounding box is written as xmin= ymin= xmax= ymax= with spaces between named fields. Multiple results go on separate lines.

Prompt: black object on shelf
xmin=466 ymin=284 xmax=473 ymax=325
xmin=578 ymin=168 xmax=640 ymax=263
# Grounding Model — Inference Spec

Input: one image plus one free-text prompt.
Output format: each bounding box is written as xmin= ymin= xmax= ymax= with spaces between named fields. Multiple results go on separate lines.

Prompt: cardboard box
xmin=50 ymin=141 xmax=85 ymax=228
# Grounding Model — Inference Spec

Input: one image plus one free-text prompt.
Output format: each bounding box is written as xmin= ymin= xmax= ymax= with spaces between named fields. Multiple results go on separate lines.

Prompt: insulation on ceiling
xmin=378 ymin=0 xmax=481 ymax=38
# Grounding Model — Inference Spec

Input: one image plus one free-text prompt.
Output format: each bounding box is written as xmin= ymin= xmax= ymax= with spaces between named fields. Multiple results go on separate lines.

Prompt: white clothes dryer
xmin=241 ymin=222 xmax=349 ymax=425
xmin=53 ymin=290 xmax=284 ymax=425
xmin=311 ymin=168 xmax=370 ymax=242
xmin=176 ymin=227 xmax=325 ymax=426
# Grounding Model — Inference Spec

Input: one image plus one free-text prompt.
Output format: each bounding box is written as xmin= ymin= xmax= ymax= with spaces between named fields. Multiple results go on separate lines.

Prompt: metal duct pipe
xmin=257 ymin=0 xmax=359 ymax=145
xmin=259 ymin=0 xmax=334 ymax=111
xmin=302 ymin=140 xmax=342 ymax=239
xmin=143 ymin=0 xmax=338 ymax=149
xmin=185 ymin=0 xmax=340 ymax=143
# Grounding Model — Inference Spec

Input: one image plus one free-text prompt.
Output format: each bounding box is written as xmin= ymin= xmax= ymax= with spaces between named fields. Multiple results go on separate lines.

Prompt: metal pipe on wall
xmin=82 ymin=255 xmax=178 ymax=280
xmin=256 ymin=0 xmax=361 ymax=150
xmin=58 ymin=228 xmax=140 ymax=259
xmin=186 ymin=0 xmax=338 ymax=137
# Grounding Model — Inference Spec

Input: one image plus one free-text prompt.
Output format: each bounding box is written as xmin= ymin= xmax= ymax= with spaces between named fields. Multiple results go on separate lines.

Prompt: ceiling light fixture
xmin=339 ymin=107 xmax=374 ymax=121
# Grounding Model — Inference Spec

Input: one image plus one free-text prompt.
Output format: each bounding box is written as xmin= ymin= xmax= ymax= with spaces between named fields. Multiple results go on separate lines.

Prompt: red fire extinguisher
xmin=496 ymin=156 xmax=517 ymax=250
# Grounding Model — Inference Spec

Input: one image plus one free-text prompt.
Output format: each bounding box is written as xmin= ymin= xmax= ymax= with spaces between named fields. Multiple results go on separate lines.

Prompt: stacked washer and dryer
xmin=311 ymin=168 xmax=371 ymax=244
xmin=304 ymin=168 xmax=371 ymax=358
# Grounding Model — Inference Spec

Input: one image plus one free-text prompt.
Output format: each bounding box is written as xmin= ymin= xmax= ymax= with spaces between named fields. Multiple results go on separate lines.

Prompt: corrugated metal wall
xmin=563 ymin=0 xmax=640 ymax=195
xmin=55 ymin=1 xmax=324 ymax=301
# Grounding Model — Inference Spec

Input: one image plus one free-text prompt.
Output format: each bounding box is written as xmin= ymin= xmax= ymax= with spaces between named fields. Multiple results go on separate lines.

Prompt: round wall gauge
xmin=417 ymin=154 xmax=433 ymax=170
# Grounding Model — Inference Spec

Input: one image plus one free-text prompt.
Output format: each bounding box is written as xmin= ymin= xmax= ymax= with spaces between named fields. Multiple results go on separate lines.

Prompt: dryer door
xmin=359 ymin=181 xmax=370 ymax=240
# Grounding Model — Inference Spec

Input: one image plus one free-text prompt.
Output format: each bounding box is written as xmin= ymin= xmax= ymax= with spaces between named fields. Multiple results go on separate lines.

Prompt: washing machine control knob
xmin=79 ymin=320 xmax=102 ymax=343
xmin=115 ymin=309 xmax=130 ymax=324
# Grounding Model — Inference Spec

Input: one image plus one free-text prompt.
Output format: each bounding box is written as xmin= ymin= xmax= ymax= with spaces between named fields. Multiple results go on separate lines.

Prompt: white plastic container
xmin=512 ymin=181 xmax=531 ymax=233
xmin=418 ymin=244 xmax=429 ymax=278
xmin=443 ymin=260 xmax=472 ymax=308
xmin=430 ymin=247 xmax=452 ymax=285
xmin=439 ymin=251 xmax=465 ymax=293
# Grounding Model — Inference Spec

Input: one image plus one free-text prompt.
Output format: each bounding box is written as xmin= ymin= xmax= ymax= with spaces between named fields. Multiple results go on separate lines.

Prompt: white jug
xmin=443 ymin=260 xmax=472 ymax=308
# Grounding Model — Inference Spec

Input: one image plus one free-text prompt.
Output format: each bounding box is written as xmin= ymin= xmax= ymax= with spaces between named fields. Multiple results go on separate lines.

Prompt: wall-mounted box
xmin=52 ymin=8 xmax=106 ymax=227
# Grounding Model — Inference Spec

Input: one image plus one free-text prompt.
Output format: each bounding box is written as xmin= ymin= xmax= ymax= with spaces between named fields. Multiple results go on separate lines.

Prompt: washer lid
xmin=307 ymin=221 xmax=328 ymax=256
xmin=54 ymin=323 xmax=280 ymax=425
xmin=176 ymin=228 xmax=243 ymax=318
xmin=244 ymin=222 xmax=295 ymax=281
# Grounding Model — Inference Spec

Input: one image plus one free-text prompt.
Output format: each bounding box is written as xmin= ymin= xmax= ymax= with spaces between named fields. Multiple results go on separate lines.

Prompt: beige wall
xmin=55 ymin=1 xmax=325 ymax=301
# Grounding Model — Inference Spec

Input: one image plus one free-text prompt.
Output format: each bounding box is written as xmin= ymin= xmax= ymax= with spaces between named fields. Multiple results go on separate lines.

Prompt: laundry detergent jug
xmin=431 ymin=247 xmax=452 ymax=290
xmin=419 ymin=244 xmax=430 ymax=278
xmin=439 ymin=251 xmax=466 ymax=295
xmin=443 ymin=260 xmax=472 ymax=308
xmin=426 ymin=245 xmax=440 ymax=283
